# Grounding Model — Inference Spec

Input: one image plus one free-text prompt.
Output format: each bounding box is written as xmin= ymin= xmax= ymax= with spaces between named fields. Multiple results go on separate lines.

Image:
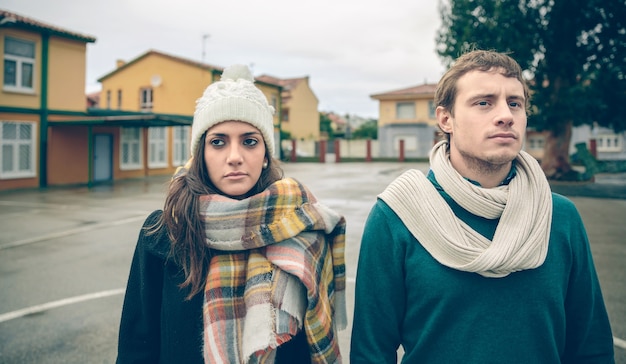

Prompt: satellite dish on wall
xmin=150 ymin=74 xmax=162 ymax=87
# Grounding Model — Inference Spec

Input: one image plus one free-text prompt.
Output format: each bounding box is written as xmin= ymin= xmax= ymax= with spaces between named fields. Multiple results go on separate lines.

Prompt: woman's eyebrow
xmin=234 ymin=131 xmax=262 ymax=139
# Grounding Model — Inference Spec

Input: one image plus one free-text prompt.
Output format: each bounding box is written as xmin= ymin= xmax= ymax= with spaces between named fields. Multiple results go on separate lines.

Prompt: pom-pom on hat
xmin=191 ymin=64 xmax=275 ymax=156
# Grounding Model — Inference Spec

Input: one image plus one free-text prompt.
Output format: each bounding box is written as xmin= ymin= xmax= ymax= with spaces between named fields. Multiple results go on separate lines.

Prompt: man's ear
xmin=436 ymin=106 xmax=453 ymax=133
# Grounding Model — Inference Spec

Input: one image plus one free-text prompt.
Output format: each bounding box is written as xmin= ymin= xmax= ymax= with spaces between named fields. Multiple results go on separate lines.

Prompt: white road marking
xmin=0 ymin=215 xmax=146 ymax=250
xmin=3 ymin=201 xmax=624 ymax=352
xmin=0 ymin=200 xmax=75 ymax=209
xmin=1 ymin=281 xmax=624 ymax=352
xmin=0 ymin=288 xmax=125 ymax=323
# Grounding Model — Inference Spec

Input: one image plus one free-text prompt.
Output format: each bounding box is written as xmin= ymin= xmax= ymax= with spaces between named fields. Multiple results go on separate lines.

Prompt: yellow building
xmin=92 ymin=50 xmax=219 ymax=182
xmin=371 ymin=83 xmax=439 ymax=158
xmin=0 ymin=9 xmax=96 ymax=191
xmin=99 ymin=51 xmax=215 ymax=114
xmin=256 ymin=75 xmax=319 ymax=141
xmin=96 ymin=50 xmax=283 ymax=178
xmin=0 ymin=9 xmax=283 ymax=192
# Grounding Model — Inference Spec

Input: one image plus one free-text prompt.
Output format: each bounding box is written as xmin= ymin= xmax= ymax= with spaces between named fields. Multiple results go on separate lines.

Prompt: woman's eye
xmin=209 ymin=139 xmax=225 ymax=147
xmin=243 ymin=138 xmax=259 ymax=147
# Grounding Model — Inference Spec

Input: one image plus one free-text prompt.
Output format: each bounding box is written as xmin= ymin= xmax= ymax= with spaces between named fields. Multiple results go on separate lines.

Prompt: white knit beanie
xmin=191 ymin=64 xmax=276 ymax=156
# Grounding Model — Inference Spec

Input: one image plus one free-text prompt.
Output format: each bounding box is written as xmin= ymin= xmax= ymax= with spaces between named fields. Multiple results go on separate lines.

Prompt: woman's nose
xmin=226 ymin=145 xmax=243 ymax=165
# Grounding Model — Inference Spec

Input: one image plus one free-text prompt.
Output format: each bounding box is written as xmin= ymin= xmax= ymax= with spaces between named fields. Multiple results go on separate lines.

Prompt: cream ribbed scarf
xmin=379 ymin=141 xmax=552 ymax=277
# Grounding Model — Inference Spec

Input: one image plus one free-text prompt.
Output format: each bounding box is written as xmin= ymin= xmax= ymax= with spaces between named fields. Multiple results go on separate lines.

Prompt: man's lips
xmin=489 ymin=133 xmax=517 ymax=140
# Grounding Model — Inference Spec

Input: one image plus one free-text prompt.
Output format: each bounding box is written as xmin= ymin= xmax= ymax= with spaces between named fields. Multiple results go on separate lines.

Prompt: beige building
xmin=371 ymin=83 xmax=549 ymax=160
xmin=369 ymin=82 xmax=617 ymax=162
xmin=371 ymin=83 xmax=439 ymax=158
xmin=257 ymin=75 xmax=319 ymax=141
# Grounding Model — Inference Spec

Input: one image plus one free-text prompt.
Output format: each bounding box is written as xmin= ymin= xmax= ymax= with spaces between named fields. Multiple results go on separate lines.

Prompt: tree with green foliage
xmin=436 ymin=0 xmax=626 ymax=180
xmin=319 ymin=112 xmax=334 ymax=139
xmin=352 ymin=119 xmax=378 ymax=139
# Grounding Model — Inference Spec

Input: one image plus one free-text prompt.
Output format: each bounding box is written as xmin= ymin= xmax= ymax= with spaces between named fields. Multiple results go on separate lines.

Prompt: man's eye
xmin=509 ymin=101 xmax=523 ymax=108
xmin=477 ymin=101 xmax=490 ymax=106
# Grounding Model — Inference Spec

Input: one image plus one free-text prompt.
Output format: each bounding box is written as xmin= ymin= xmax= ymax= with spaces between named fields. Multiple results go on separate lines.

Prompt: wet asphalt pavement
xmin=0 ymin=161 xmax=624 ymax=363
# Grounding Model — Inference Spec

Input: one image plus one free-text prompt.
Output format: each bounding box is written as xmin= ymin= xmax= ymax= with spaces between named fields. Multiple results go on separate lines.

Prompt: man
xmin=350 ymin=50 xmax=615 ymax=363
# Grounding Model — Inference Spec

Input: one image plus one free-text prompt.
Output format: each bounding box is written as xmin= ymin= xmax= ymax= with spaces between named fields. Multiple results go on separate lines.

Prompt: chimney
xmin=116 ymin=59 xmax=126 ymax=68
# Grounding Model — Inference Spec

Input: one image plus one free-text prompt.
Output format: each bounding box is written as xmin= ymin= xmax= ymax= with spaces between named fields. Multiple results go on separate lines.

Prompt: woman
xmin=116 ymin=64 xmax=347 ymax=364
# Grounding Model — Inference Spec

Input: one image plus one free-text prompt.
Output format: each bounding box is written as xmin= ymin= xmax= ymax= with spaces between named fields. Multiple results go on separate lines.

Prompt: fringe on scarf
xmin=199 ymin=177 xmax=347 ymax=364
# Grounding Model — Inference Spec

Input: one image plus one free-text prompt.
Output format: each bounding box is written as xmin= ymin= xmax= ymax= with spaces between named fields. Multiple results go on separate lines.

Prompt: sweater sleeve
xmin=350 ymin=200 xmax=406 ymax=364
xmin=555 ymin=195 xmax=615 ymax=363
xmin=116 ymin=210 xmax=166 ymax=364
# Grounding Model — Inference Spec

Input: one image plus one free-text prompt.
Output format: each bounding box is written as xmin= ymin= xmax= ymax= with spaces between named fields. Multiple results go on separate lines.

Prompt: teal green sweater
xmin=350 ymin=174 xmax=614 ymax=363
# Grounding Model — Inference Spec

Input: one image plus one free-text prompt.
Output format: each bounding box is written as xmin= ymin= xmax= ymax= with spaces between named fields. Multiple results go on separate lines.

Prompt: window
xmin=527 ymin=135 xmax=545 ymax=150
xmin=282 ymin=109 xmax=289 ymax=122
xmin=1 ymin=121 xmax=37 ymax=179
xmin=396 ymin=102 xmax=416 ymax=119
xmin=148 ymin=127 xmax=167 ymax=168
xmin=173 ymin=126 xmax=190 ymax=166
xmin=106 ymin=90 xmax=111 ymax=109
xmin=120 ymin=127 xmax=142 ymax=170
xmin=117 ymin=89 xmax=122 ymax=110
xmin=428 ymin=100 xmax=436 ymax=119
xmin=596 ymin=134 xmax=623 ymax=152
xmin=3 ymin=37 xmax=35 ymax=93
xmin=140 ymin=87 xmax=153 ymax=111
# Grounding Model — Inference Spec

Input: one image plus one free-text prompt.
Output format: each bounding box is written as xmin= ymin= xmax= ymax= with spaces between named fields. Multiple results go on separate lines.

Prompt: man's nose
xmin=495 ymin=102 xmax=514 ymax=126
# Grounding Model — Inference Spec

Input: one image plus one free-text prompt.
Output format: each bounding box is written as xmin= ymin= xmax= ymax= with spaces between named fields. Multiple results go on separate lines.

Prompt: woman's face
xmin=203 ymin=120 xmax=267 ymax=198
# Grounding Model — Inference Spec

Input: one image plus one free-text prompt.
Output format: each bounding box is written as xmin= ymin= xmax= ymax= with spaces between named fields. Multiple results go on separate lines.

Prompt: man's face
xmin=437 ymin=69 xmax=527 ymax=175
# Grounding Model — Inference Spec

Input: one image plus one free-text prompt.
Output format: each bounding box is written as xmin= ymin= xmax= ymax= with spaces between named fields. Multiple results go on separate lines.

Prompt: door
xmin=93 ymin=134 xmax=112 ymax=182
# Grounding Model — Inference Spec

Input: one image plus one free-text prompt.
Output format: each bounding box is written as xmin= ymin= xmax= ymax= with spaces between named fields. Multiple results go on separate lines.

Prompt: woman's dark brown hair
xmin=158 ymin=131 xmax=283 ymax=299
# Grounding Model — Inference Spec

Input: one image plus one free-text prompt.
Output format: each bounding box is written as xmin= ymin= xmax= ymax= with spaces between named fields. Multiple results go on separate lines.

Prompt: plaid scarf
xmin=199 ymin=177 xmax=347 ymax=364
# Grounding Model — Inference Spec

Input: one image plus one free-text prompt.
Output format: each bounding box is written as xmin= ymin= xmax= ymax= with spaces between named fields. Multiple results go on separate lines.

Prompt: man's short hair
xmin=435 ymin=50 xmax=529 ymax=116
xmin=434 ymin=50 xmax=529 ymax=142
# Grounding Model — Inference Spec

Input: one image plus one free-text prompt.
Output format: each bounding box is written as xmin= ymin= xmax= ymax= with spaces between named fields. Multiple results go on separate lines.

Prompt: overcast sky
xmin=3 ymin=0 xmax=446 ymax=118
